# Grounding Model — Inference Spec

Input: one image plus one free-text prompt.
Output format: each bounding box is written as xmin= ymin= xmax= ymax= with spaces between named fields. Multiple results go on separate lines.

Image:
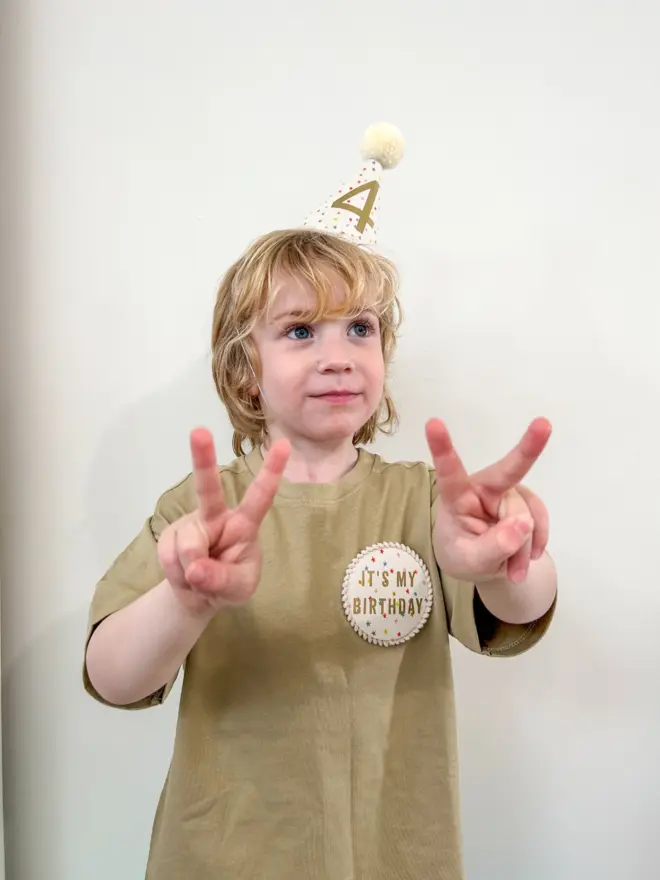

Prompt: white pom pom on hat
xmin=302 ymin=122 xmax=405 ymax=248
xmin=360 ymin=122 xmax=405 ymax=170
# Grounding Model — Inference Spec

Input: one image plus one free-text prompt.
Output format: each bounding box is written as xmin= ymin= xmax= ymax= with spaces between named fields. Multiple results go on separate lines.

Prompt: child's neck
xmin=263 ymin=433 xmax=359 ymax=485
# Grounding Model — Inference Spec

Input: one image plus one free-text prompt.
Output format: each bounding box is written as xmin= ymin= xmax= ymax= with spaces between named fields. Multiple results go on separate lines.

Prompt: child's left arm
xmin=427 ymin=417 xmax=557 ymax=626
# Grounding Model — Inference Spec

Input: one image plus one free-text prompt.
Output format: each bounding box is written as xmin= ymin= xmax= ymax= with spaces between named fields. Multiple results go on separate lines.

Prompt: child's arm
xmin=85 ymin=579 xmax=215 ymax=706
xmin=86 ymin=428 xmax=290 ymax=707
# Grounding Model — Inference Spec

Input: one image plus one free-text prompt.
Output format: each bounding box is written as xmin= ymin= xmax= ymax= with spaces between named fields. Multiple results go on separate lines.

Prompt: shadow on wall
xmin=1 ymin=7 xmax=32 ymax=877
xmin=2 ymin=606 xmax=181 ymax=880
xmin=2 ymin=354 xmax=228 ymax=880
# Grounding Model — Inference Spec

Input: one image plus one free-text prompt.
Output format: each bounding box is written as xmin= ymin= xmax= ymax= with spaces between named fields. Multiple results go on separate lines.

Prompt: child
xmin=83 ymin=124 xmax=557 ymax=880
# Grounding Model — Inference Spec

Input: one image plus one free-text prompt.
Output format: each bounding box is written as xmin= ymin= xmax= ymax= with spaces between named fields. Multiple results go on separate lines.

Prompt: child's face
xmin=250 ymin=272 xmax=386 ymax=447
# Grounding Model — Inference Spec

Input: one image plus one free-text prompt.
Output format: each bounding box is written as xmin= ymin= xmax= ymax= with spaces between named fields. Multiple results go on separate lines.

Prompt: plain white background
xmin=1 ymin=1 xmax=660 ymax=877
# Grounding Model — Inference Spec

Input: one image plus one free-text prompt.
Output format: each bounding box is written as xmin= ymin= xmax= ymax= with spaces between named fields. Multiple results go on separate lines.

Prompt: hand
xmin=158 ymin=428 xmax=290 ymax=615
xmin=426 ymin=418 xmax=552 ymax=586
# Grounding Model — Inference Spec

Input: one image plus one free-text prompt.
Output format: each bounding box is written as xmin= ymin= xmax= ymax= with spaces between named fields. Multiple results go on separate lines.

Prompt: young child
xmin=83 ymin=124 xmax=557 ymax=880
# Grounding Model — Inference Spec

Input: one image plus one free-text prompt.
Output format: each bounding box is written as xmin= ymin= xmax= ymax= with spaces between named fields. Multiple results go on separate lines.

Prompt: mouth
xmin=311 ymin=391 xmax=361 ymax=404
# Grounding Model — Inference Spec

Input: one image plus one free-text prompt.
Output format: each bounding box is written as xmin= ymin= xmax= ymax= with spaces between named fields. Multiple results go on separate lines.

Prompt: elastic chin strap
xmin=240 ymin=340 xmax=269 ymax=408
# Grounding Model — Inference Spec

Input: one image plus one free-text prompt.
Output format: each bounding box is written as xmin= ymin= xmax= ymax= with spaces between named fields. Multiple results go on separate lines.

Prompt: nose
xmin=316 ymin=335 xmax=354 ymax=373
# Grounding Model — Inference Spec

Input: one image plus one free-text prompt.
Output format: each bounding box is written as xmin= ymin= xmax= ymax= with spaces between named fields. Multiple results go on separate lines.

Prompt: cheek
xmin=365 ymin=347 xmax=386 ymax=382
xmin=260 ymin=353 xmax=305 ymax=394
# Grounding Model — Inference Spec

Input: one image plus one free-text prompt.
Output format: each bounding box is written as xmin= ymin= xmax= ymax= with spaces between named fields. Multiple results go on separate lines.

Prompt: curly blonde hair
xmin=211 ymin=228 xmax=402 ymax=457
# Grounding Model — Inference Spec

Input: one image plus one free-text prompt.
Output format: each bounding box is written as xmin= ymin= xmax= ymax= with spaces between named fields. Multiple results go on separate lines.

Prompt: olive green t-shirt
xmin=83 ymin=446 xmax=555 ymax=880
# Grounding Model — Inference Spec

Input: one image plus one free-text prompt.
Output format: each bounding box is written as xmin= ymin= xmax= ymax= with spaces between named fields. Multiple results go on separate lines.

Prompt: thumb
xmin=498 ymin=487 xmax=534 ymax=525
xmin=496 ymin=487 xmax=535 ymax=582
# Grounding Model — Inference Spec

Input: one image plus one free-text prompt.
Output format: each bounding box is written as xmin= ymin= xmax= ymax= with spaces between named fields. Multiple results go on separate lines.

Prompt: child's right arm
xmin=85 ymin=578 xmax=216 ymax=706
xmin=85 ymin=428 xmax=290 ymax=707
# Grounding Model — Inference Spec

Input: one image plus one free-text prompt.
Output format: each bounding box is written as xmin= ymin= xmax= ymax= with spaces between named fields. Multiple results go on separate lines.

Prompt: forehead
xmin=265 ymin=269 xmax=376 ymax=322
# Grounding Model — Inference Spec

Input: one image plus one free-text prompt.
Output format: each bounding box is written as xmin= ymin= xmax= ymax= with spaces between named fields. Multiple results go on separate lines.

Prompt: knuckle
xmin=178 ymin=522 xmax=207 ymax=558
xmin=159 ymin=545 xmax=178 ymax=570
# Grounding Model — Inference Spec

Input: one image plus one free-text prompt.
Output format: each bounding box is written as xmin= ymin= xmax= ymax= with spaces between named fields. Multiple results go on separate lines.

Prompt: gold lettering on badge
xmin=350 ymin=593 xmax=425 ymax=618
xmin=358 ymin=569 xmax=376 ymax=587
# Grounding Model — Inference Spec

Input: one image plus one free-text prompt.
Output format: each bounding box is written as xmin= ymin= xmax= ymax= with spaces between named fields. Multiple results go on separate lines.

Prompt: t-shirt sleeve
xmin=82 ymin=495 xmax=182 ymax=710
xmin=429 ymin=468 xmax=556 ymax=657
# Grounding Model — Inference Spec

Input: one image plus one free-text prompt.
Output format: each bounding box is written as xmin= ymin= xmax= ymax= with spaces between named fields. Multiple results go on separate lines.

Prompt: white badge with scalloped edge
xmin=341 ymin=542 xmax=433 ymax=646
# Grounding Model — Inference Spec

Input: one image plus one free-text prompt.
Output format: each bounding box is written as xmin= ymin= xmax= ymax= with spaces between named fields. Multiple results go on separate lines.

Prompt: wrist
xmin=164 ymin=580 xmax=219 ymax=627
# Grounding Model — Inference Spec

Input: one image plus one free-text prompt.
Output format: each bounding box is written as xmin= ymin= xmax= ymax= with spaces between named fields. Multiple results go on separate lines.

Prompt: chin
xmin=298 ymin=415 xmax=366 ymax=444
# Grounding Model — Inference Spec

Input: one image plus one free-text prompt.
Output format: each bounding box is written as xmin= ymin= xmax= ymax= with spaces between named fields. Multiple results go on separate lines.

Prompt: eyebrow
xmin=269 ymin=308 xmax=378 ymax=324
xmin=269 ymin=309 xmax=310 ymax=323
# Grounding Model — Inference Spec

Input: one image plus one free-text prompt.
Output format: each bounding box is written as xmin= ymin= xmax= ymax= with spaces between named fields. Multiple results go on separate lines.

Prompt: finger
xmin=462 ymin=516 xmax=533 ymax=576
xmin=425 ymin=419 xmax=471 ymax=506
xmin=498 ymin=489 xmax=533 ymax=583
xmin=190 ymin=427 xmax=227 ymax=524
xmin=158 ymin=525 xmax=186 ymax=585
xmin=477 ymin=418 xmax=552 ymax=495
xmin=176 ymin=519 xmax=210 ymax=572
xmin=238 ymin=439 xmax=290 ymax=527
xmin=516 ymin=485 xmax=549 ymax=560
xmin=185 ymin=555 xmax=253 ymax=604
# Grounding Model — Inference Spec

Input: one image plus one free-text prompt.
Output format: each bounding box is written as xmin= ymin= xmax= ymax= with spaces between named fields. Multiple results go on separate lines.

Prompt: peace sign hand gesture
xmin=158 ymin=428 xmax=290 ymax=616
xmin=427 ymin=418 xmax=552 ymax=586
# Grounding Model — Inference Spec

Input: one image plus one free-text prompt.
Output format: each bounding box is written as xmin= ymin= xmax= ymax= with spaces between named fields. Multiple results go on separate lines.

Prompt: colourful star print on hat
xmin=302 ymin=122 xmax=405 ymax=248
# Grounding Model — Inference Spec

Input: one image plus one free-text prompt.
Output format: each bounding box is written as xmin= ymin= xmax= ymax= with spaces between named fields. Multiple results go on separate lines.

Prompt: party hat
xmin=302 ymin=123 xmax=405 ymax=247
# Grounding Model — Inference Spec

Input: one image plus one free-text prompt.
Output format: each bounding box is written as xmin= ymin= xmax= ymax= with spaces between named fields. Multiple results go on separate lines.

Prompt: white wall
xmin=1 ymin=1 xmax=660 ymax=877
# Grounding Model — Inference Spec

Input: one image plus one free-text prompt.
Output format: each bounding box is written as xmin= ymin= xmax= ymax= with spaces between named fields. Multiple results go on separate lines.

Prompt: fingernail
xmin=188 ymin=567 xmax=206 ymax=587
xmin=515 ymin=518 xmax=533 ymax=537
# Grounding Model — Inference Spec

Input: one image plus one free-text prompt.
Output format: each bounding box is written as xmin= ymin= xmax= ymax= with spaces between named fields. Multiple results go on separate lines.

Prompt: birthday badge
xmin=341 ymin=543 xmax=433 ymax=646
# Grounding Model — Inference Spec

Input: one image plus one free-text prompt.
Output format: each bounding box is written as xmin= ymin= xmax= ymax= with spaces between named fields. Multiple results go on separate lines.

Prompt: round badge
xmin=341 ymin=542 xmax=433 ymax=647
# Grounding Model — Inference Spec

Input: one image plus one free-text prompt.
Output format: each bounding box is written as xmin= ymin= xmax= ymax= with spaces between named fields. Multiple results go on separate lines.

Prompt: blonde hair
xmin=211 ymin=228 xmax=402 ymax=457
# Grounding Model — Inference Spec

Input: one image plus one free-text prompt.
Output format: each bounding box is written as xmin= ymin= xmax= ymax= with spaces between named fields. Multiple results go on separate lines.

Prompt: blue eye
xmin=349 ymin=321 xmax=375 ymax=338
xmin=286 ymin=325 xmax=312 ymax=340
